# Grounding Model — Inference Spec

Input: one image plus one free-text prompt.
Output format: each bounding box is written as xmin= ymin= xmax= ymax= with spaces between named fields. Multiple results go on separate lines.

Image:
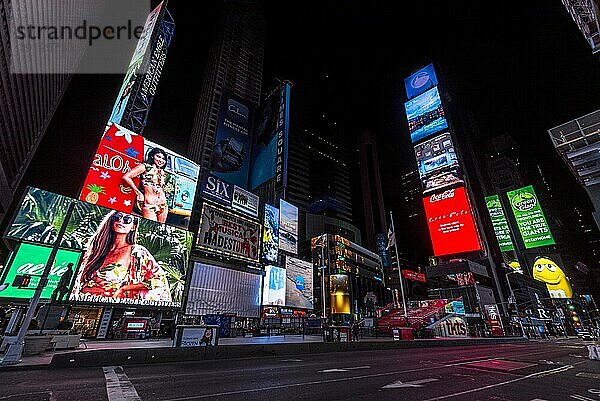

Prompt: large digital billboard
xmin=5 ymin=188 xmax=192 ymax=308
xmin=285 ymin=256 xmax=314 ymax=309
xmin=527 ymin=254 xmax=573 ymax=299
xmin=485 ymin=195 xmax=516 ymax=252
xmin=404 ymin=63 xmax=438 ymax=100
xmin=404 ymin=86 xmax=448 ymax=143
xmin=108 ymin=2 xmax=174 ymax=133
xmin=279 ymin=199 xmax=298 ymax=254
xmin=262 ymin=203 xmax=279 ymax=263
xmin=422 ymin=187 xmax=482 ymax=256
xmin=263 ymin=265 xmax=286 ymax=306
xmin=211 ymin=91 xmax=254 ymax=188
xmin=6 ymin=187 xmax=72 ymax=246
xmin=196 ymin=203 xmax=261 ymax=262
xmin=0 ymin=244 xmax=81 ymax=300
xmin=329 ymin=274 xmax=350 ymax=314
xmin=67 ymin=205 xmax=192 ymax=308
xmin=249 ymin=82 xmax=291 ymax=190
xmin=414 ymin=132 xmax=463 ymax=194
xmin=506 ymin=185 xmax=555 ymax=249
xmin=79 ymin=122 xmax=200 ymax=229
xmin=186 ymin=262 xmax=261 ymax=317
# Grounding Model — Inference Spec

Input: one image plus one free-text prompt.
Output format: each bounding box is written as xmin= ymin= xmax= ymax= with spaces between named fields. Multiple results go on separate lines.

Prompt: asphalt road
xmin=1 ymin=339 xmax=599 ymax=401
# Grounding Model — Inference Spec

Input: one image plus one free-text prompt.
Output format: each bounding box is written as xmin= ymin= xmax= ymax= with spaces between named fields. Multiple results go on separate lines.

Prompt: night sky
xmin=16 ymin=0 xmax=600 ymax=262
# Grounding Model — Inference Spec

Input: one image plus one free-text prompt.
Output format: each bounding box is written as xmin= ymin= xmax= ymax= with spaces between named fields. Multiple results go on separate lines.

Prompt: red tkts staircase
xmin=376 ymin=300 xmax=454 ymax=333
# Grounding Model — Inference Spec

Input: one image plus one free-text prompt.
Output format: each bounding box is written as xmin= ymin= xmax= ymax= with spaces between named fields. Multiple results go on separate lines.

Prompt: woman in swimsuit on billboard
xmin=123 ymin=147 xmax=173 ymax=223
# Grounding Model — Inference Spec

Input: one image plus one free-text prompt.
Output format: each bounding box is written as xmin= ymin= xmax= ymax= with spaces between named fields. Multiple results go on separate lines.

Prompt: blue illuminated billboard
xmin=404 ymin=86 xmax=448 ymax=143
xmin=262 ymin=203 xmax=279 ymax=263
xmin=404 ymin=63 xmax=438 ymax=99
xmin=249 ymin=82 xmax=291 ymax=190
xmin=210 ymin=92 xmax=254 ymax=188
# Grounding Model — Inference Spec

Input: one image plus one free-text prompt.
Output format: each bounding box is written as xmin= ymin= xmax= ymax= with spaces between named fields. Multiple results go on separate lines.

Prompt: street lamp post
xmin=505 ymin=271 xmax=527 ymax=338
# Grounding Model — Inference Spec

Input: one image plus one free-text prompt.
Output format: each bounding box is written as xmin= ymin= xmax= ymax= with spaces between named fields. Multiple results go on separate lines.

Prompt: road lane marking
xmin=420 ymin=365 xmax=576 ymax=401
xmin=280 ymin=359 xmax=303 ymax=362
xmin=576 ymin=372 xmax=600 ymax=379
xmin=103 ymin=366 xmax=141 ymax=401
xmin=320 ymin=365 xmax=370 ymax=373
xmin=570 ymin=395 xmax=595 ymax=401
xmin=382 ymin=378 xmax=439 ymax=389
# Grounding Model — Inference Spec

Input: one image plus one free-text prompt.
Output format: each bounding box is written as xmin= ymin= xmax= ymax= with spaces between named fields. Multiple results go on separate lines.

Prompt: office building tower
xmin=548 ymin=109 xmax=600 ymax=227
xmin=0 ymin=0 xmax=104 ymax=222
xmin=187 ymin=0 xmax=265 ymax=173
xmin=358 ymin=131 xmax=387 ymax=250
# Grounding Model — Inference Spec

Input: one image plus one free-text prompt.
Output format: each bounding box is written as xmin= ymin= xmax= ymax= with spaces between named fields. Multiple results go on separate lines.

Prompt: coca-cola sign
xmin=422 ymin=186 xmax=482 ymax=256
xmin=429 ymin=188 xmax=455 ymax=203
xmin=0 ymin=243 xmax=81 ymax=300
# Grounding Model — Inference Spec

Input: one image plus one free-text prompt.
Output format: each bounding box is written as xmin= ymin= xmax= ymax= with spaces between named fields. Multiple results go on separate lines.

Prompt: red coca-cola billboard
xmin=422 ymin=186 xmax=482 ymax=256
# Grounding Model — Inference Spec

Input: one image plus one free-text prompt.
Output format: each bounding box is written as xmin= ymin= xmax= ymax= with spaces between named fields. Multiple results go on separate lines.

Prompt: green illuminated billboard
xmin=485 ymin=195 xmax=515 ymax=252
xmin=506 ymin=185 xmax=555 ymax=249
xmin=0 ymin=243 xmax=81 ymax=299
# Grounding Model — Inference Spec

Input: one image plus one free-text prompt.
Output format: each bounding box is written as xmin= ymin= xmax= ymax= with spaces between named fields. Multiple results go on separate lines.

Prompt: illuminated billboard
xmin=6 ymin=187 xmax=72 ymax=246
xmin=285 ymin=256 xmax=314 ymax=309
xmin=108 ymin=2 xmax=174 ymax=133
xmin=5 ymin=188 xmax=192 ymax=308
xmin=404 ymin=63 xmax=438 ymax=100
xmin=414 ymin=132 xmax=463 ymax=193
xmin=0 ymin=243 xmax=81 ymax=300
xmin=279 ymin=199 xmax=298 ymax=254
xmin=506 ymin=185 xmax=555 ymax=249
xmin=528 ymin=254 xmax=573 ymax=299
xmin=186 ymin=262 xmax=261 ymax=317
xmin=249 ymin=82 xmax=291 ymax=190
xmin=67 ymin=205 xmax=192 ymax=308
xmin=422 ymin=187 xmax=482 ymax=256
xmin=263 ymin=265 xmax=286 ymax=306
xmin=200 ymin=174 xmax=259 ymax=218
xmin=211 ymin=91 xmax=254 ymax=188
xmin=485 ymin=195 xmax=516 ymax=252
xmin=404 ymin=86 xmax=448 ymax=143
xmin=79 ymin=122 xmax=200 ymax=229
xmin=196 ymin=203 xmax=261 ymax=262
xmin=262 ymin=203 xmax=279 ymax=263
xmin=329 ymin=274 xmax=350 ymax=314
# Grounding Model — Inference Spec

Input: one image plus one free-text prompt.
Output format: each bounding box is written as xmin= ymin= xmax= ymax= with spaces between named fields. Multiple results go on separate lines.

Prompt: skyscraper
xmin=187 ymin=0 xmax=265 ymax=174
xmin=0 ymin=0 xmax=103 ymax=222
xmin=358 ymin=131 xmax=387 ymax=250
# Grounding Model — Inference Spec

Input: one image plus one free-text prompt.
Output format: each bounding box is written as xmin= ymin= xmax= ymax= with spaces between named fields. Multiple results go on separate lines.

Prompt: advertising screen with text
xmin=422 ymin=187 xmax=482 ymax=256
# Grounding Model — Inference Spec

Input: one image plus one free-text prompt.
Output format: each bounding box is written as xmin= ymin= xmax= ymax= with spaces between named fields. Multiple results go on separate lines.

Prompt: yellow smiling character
xmin=532 ymin=257 xmax=573 ymax=299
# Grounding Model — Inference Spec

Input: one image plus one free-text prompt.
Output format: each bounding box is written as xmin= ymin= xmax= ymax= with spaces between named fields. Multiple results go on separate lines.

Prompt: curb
xmin=35 ymin=337 xmax=529 ymax=370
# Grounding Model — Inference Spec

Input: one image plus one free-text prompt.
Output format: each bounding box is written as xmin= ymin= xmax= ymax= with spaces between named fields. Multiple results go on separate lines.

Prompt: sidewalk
xmin=0 ymin=334 xmax=530 ymax=370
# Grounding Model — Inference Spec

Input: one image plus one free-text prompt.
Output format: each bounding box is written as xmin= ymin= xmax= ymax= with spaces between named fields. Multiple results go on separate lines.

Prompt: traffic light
xmin=567 ymin=304 xmax=582 ymax=328
xmin=12 ymin=274 xmax=32 ymax=288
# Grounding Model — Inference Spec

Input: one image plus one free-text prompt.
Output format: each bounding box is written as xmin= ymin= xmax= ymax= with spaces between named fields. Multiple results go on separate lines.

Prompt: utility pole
xmin=1 ymin=202 xmax=75 ymax=366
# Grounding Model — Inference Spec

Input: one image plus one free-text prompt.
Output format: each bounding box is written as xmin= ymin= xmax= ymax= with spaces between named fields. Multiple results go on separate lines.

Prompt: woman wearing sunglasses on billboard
xmin=72 ymin=210 xmax=172 ymax=303
xmin=122 ymin=147 xmax=174 ymax=224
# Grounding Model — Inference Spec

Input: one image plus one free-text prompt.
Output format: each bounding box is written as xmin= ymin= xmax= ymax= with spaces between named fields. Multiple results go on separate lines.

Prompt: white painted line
xmin=576 ymin=372 xmax=600 ymax=379
xmin=280 ymin=359 xmax=303 ymax=362
xmin=320 ymin=365 xmax=370 ymax=373
xmin=103 ymin=366 xmax=141 ymax=401
xmin=420 ymin=365 xmax=575 ymax=401
xmin=382 ymin=378 xmax=439 ymax=389
xmin=570 ymin=394 xmax=595 ymax=401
